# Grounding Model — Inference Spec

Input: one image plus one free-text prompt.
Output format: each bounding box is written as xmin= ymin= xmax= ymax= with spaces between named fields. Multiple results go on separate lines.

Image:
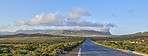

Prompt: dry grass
xmin=0 ymin=44 xmax=26 ymax=47
xmin=0 ymin=36 xmax=82 ymax=45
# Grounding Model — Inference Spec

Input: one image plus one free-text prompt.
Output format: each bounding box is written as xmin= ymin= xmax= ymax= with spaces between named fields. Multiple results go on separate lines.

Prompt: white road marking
xmin=78 ymin=48 xmax=81 ymax=56
xmin=78 ymin=38 xmax=87 ymax=56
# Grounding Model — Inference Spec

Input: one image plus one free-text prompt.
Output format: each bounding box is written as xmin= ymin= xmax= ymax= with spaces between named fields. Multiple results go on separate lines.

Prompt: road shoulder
xmin=61 ymin=43 xmax=84 ymax=56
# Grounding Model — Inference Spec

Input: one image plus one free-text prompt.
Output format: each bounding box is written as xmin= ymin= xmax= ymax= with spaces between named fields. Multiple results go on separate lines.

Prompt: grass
xmin=0 ymin=36 xmax=85 ymax=56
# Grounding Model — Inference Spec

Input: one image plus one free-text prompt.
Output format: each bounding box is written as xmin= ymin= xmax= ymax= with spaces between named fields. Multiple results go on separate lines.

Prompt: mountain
xmin=126 ymin=32 xmax=148 ymax=36
xmin=0 ymin=29 xmax=111 ymax=36
xmin=0 ymin=29 xmax=46 ymax=35
xmin=0 ymin=31 xmax=14 ymax=35
xmin=38 ymin=30 xmax=111 ymax=35
xmin=15 ymin=29 xmax=46 ymax=33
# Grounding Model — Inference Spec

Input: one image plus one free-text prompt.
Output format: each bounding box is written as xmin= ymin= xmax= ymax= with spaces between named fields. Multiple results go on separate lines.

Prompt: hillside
xmin=121 ymin=32 xmax=148 ymax=37
xmin=0 ymin=29 xmax=111 ymax=36
xmin=129 ymin=32 xmax=148 ymax=36
xmin=38 ymin=30 xmax=111 ymax=35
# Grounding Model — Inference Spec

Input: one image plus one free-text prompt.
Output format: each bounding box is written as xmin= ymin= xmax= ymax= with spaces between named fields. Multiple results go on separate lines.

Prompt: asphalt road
xmin=79 ymin=38 xmax=141 ymax=56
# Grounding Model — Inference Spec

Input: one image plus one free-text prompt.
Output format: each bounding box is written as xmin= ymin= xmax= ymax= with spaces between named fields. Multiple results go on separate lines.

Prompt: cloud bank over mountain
xmin=16 ymin=8 xmax=115 ymax=31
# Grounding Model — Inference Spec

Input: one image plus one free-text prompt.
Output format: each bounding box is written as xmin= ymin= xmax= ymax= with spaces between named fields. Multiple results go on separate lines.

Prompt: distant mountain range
xmin=1 ymin=29 xmax=148 ymax=37
xmin=125 ymin=32 xmax=148 ymax=36
xmin=0 ymin=29 xmax=111 ymax=35
xmin=38 ymin=30 xmax=111 ymax=35
xmin=0 ymin=31 xmax=14 ymax=35
xmin=15 ymin=29 xmax=46 ymax=33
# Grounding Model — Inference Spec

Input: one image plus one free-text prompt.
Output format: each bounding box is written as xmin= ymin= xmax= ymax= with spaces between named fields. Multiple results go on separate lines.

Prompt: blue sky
xmin=0 ymin=0 xmax=148 ymax=35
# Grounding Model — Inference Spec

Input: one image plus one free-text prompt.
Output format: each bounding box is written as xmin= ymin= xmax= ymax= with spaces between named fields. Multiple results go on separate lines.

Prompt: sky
xmin=0 ymin=0 xmax=148 ymax=35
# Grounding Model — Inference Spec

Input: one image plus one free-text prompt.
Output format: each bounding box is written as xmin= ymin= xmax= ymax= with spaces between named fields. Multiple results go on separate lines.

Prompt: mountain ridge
xmin=37 ymin=30 xmax=111 ymax=35
xmin=0 ymin=29 xmax=111 ymax=35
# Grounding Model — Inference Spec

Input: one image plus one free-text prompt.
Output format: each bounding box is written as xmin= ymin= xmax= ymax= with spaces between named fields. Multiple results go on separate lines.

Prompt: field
xmin=89 ymin=37 xmax=148 ymax=54
xmin=0 ymin=36 xmax=85 ymax=56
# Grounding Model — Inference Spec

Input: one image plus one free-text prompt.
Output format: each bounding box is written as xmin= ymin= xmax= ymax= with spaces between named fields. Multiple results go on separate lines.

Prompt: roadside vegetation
xmin=0 ymin=36 xmax=85 ymax=56
xmin=90 ymin=37 xmax=148 ymax=54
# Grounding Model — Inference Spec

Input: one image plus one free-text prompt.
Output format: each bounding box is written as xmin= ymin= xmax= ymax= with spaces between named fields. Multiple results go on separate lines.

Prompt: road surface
xmin=79 ymin=38 xmax=141 ymax=56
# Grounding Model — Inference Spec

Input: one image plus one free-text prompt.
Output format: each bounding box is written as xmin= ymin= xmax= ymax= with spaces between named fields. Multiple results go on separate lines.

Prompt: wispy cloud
xmin=128 ymin=8 xmax=134 ymax=13
xmin=0 ymin=25 xmax=11 ymax=29
xmin=68 ymin=8 xmax=90 ymax=19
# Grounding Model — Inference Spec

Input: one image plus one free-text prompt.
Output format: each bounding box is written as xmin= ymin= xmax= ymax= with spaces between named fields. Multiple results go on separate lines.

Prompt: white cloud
xmin=60 ymin=26 xmax=109 ymax=32
xmin=68 ymin=12 xmax=79 ymax=19
xmin=17 ymin=11 xmax=60 ymax=25
xmin=16 ymin=8 xmax=115 ymax=31
xmin=68 ymin=8 xmax=90 ymax=19
xmin=0 ymin=24 xmax=12 ymax=29
xmin=0 ymin=25 xmax=8 ymax=29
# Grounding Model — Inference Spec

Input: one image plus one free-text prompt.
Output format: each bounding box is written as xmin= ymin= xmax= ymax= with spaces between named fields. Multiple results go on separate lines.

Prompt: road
xmin=79 ymin=38 xmax=141 ymax=56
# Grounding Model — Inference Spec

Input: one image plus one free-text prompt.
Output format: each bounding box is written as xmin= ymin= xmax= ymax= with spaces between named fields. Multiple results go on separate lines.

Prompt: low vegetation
xmin=90 ymin=37 xmax=148 ymax=54
xmin=0 ymin=36 xmax=85 ymax=56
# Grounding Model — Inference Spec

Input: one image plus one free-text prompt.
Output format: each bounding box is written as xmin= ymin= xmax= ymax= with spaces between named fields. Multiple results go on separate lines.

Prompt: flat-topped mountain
xmin=37 ymin=30 xmax=111 ymax=35
xmin=0 ymin=29 xmax=111 ymax=36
